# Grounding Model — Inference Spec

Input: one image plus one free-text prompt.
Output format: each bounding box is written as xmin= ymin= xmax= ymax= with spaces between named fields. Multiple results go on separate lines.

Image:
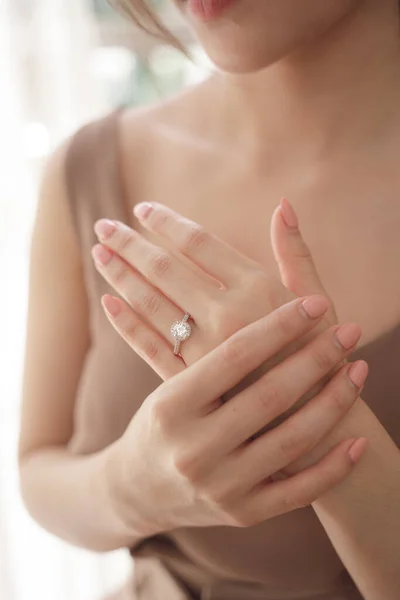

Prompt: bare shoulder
xmin=117 ymin=77 xmax=218 ymax=203
xmin=34 ymin=137 xmax=82 ymax=264
xmin=120 ymin=76 xmax=214 ymax=139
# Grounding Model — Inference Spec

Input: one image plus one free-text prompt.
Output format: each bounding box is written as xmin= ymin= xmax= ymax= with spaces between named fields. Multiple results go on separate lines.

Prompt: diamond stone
xmin=170 ymin=320 xmax=192 ymax=341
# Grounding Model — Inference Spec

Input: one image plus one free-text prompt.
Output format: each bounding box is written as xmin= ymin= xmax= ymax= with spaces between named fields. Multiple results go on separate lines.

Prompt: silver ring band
xmin=170 ymin=312 xmax=192 ymax=356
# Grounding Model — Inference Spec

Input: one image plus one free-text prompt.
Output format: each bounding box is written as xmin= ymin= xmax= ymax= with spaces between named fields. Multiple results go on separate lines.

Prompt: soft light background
xmin=0 ymin=1 xmax=211 ymax=598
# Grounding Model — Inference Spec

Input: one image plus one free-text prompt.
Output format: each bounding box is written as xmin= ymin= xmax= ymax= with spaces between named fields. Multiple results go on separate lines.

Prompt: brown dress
xmin=64 ymin=111 xmax=400 ymax=600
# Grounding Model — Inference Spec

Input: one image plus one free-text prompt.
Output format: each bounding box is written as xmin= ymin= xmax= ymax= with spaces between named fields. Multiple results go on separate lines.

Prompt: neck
xmin=212 ymin=1 xmax=400 ymax=163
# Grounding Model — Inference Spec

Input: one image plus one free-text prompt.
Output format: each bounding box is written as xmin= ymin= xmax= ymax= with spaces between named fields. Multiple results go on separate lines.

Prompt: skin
xmin=93 ymin=201 xmax=355 ymax=428
xmin=19 ymin=0 xmax=400 ymax=599
xmin=106 ymin=297 xmax=365 ymax=534
xmin=175 ymin=0 xmax=360 ymax=73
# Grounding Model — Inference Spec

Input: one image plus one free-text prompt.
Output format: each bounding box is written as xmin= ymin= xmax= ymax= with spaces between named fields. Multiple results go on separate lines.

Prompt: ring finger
xmin=92 ymin=243 xmax=197 ymax=353
xmin=93 ymin=218 xmax=219 ymax=317
xmin=101 ymin=294 xmax=184 ymax=380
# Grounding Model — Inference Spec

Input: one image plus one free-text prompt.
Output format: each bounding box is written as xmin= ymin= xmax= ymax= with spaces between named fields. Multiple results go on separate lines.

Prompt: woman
xmin=18 ymin=1 xmax=400 ymax=599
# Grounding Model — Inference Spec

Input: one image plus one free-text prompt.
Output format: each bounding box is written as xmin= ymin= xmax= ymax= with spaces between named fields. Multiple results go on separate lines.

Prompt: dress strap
xmin=64 ymin=108 xmax=127 ymax=255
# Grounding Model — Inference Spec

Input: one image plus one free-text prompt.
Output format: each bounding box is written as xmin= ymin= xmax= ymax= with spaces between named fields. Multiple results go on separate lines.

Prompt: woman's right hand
xmin=109 ymin=295 xmax=368 ymax=537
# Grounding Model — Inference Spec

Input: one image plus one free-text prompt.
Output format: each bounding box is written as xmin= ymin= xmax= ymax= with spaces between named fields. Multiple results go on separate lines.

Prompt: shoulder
xmin=119 ymin=76 xmax=214 ymax=140
xmin=32 ymin=137 xmax=84 ymax=278
xmin=36 ymin=110 xmax=121 ymax=260
xmin=41 ymin=112 xmax=112 ymax=202
xmin=117 ymin=77 xmax=217 ymax=193
xmin=118 ymin=76 xmax=217 ymax=158
xmin=49 ymin=74 xmax=214 ymax=193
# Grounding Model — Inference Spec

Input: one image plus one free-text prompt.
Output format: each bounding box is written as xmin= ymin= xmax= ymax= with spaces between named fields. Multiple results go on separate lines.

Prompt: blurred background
xmin=0 ymin=1 xmax=211 ymax=598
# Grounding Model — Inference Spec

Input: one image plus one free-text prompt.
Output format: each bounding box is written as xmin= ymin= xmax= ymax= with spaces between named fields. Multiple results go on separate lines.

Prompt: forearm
xmin=19 ymin=443 xmax=152 ymax=552
xmin=293 ymin=400 xmax=400 ymax=600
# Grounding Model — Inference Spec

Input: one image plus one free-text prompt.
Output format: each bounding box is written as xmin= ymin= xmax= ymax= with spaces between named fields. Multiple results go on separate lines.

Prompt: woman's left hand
xmin=92 ymin=200 xmax=363 ymax=474
xmin=92 ymin=199 xmax=338 ymax=384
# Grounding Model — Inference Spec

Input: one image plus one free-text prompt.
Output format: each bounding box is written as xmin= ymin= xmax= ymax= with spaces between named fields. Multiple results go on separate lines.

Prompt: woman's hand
xmin=92 ymin=200 xmax=368 ymax=474
xmin=92 ymin=200 xmax=348 ymax=427
xmin=108 ymin=296 xmax=367 ymax=536
xmin=92 ymin=201 xmax=336 ymax=377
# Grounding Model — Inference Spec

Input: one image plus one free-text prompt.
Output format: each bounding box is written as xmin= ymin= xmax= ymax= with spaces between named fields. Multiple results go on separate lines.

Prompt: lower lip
xmin=186 ymin=0 xmax=236 ymax=21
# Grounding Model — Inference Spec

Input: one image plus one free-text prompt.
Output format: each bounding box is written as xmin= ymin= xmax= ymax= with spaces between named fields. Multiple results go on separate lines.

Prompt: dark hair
xmin=109 ymin=0 xmax=188 ymax=55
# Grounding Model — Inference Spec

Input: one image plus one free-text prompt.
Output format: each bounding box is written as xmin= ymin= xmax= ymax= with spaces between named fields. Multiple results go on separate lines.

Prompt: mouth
xmin=184 ymin=0 xmax=237 ymax=21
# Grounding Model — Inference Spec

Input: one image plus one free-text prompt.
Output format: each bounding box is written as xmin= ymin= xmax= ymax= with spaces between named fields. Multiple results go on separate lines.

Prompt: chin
xmin=179 ymin=0 xmax=360 ymax=74
xmin=197 ymin=34 xmax=304 ymax=75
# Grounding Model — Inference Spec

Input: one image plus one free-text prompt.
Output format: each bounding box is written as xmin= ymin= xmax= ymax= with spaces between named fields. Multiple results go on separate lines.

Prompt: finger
xmin=164 ymin=294 xmax=330 ymax=412
xmin=92 ymin=243 xmax=198 ymax=352
xmin=101 ymin=294 xmax=184 ymax=380
xmin=230 ymin=360 xmax=368 ymax=487
xmin=93 ymin=219 xmax=217 ymax=317
xmin=209 ymin=320 xmax=362 ymax=449
xmin=236 ymin=436 xmax=367 ymax=526
xmin=270 ymin=198 xmax=337 ymax=325
xmin=133 ymin=202 xmax=263 ymax=287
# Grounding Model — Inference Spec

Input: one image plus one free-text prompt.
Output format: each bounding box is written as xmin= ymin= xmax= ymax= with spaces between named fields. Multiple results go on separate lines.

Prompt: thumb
xmin=271 ymin=197 xmax=337 ymax=325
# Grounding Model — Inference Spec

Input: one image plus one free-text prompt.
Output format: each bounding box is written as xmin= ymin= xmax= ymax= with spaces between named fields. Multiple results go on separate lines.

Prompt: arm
xmin=271 ymin=204 xmax=400 ymax=600
xmin=91 ymin=201 xmax=400 ymax=594
xmin=19 ymin=189 xmax=366 ymax=552
xmin=305 ymin=400 xmax=400 ymax=600
xmin=18 ymin=143 xmax=145 ymax=551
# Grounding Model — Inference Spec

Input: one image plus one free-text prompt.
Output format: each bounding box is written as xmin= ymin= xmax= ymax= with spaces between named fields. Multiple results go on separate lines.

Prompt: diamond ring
xmin=170 ymin=312 xmax=192 ymax=356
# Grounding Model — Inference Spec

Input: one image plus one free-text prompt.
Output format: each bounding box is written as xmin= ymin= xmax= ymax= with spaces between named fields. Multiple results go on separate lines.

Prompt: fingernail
xmin=280 ymin=197 xmax=298 ymax=229
xmin=102 ymin=294 xmax=121 ymax=317
xmin=301 ymin=295 xmax=329 ymax=319
xmin=334 ymin=323 xmax=362 ymax=350
xmin=134 ymin=202 xmax=153 ymax=220
xmin=348 ymin=360 xmax=369 ymax=388
xmin=94 ymin=219 xmax=116 ymax=240
xmin=92 ymin=244 xmax=113 ymax=266
xmin=347 ymin=438 xmax=368 ymax=465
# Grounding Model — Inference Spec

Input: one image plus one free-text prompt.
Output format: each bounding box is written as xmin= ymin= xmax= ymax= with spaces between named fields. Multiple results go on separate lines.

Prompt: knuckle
xmin=123 ymin=322 xmax=139 ymax=342
xmin=173 ymin=451 xmax=203 ymax=484
xmin=152 ymin=211 xmax=171 ymax=231
xmin=116 ymin=230 xmax=134 ymax=254
xmin=274 ymin=305 xmax=298 ymax=337
xmin=157 ymin=377 xmax=178 ymax=402
xmin=242 ymin=271 xmax=285 ymax=311
xmin=140 ymin=292 xmax=161 ymax=316
xmin=329 ymin=463 xmax=349 ymax=487
xmin=242 ymin=269 xmax=268 ymax=293
xmin=258 ymin=377 xmax=284 ymax=413
xmin=316 ymin=466 xmax=338 ymax=491
xmin=149 ymin=397 xmax=172 ymax=430
xmin=114 ymin=265 xmax=130 ymax=286
xmin=180 ymin=225 xmax=210 ymax=254
xmin=277 ymin=431 xmax=301 ymax=464
xmin=204 ymin=484 xmax=234 ymax=508
xmin=148 ymin=251 xmax=172 ymax=278
xmin=286 ymin=465 xmax=343 ymax=510
xmin=294 ymin=241 xmax=312 ymax=261
xmin=252 ymin=385 xmax=272 ymax=415
xmin=311 ymin=345 xmax=335 ymax=372
xmin=326 ymin=385 xmax=352 ymax=413
xmin=143 ymin=338 xmax=159 ymax=361
xmin=317 ymin=455 xmax=351 ymax=491
xmin=217 ymin=307 xmax=248 ymax=340
xmin=220 ymin=337 xmax=248 ymax=367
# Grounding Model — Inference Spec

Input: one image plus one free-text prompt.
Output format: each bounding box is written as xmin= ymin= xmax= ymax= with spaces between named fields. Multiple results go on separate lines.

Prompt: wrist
xmin=104 ymin=438 xmax=166 ymax=541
